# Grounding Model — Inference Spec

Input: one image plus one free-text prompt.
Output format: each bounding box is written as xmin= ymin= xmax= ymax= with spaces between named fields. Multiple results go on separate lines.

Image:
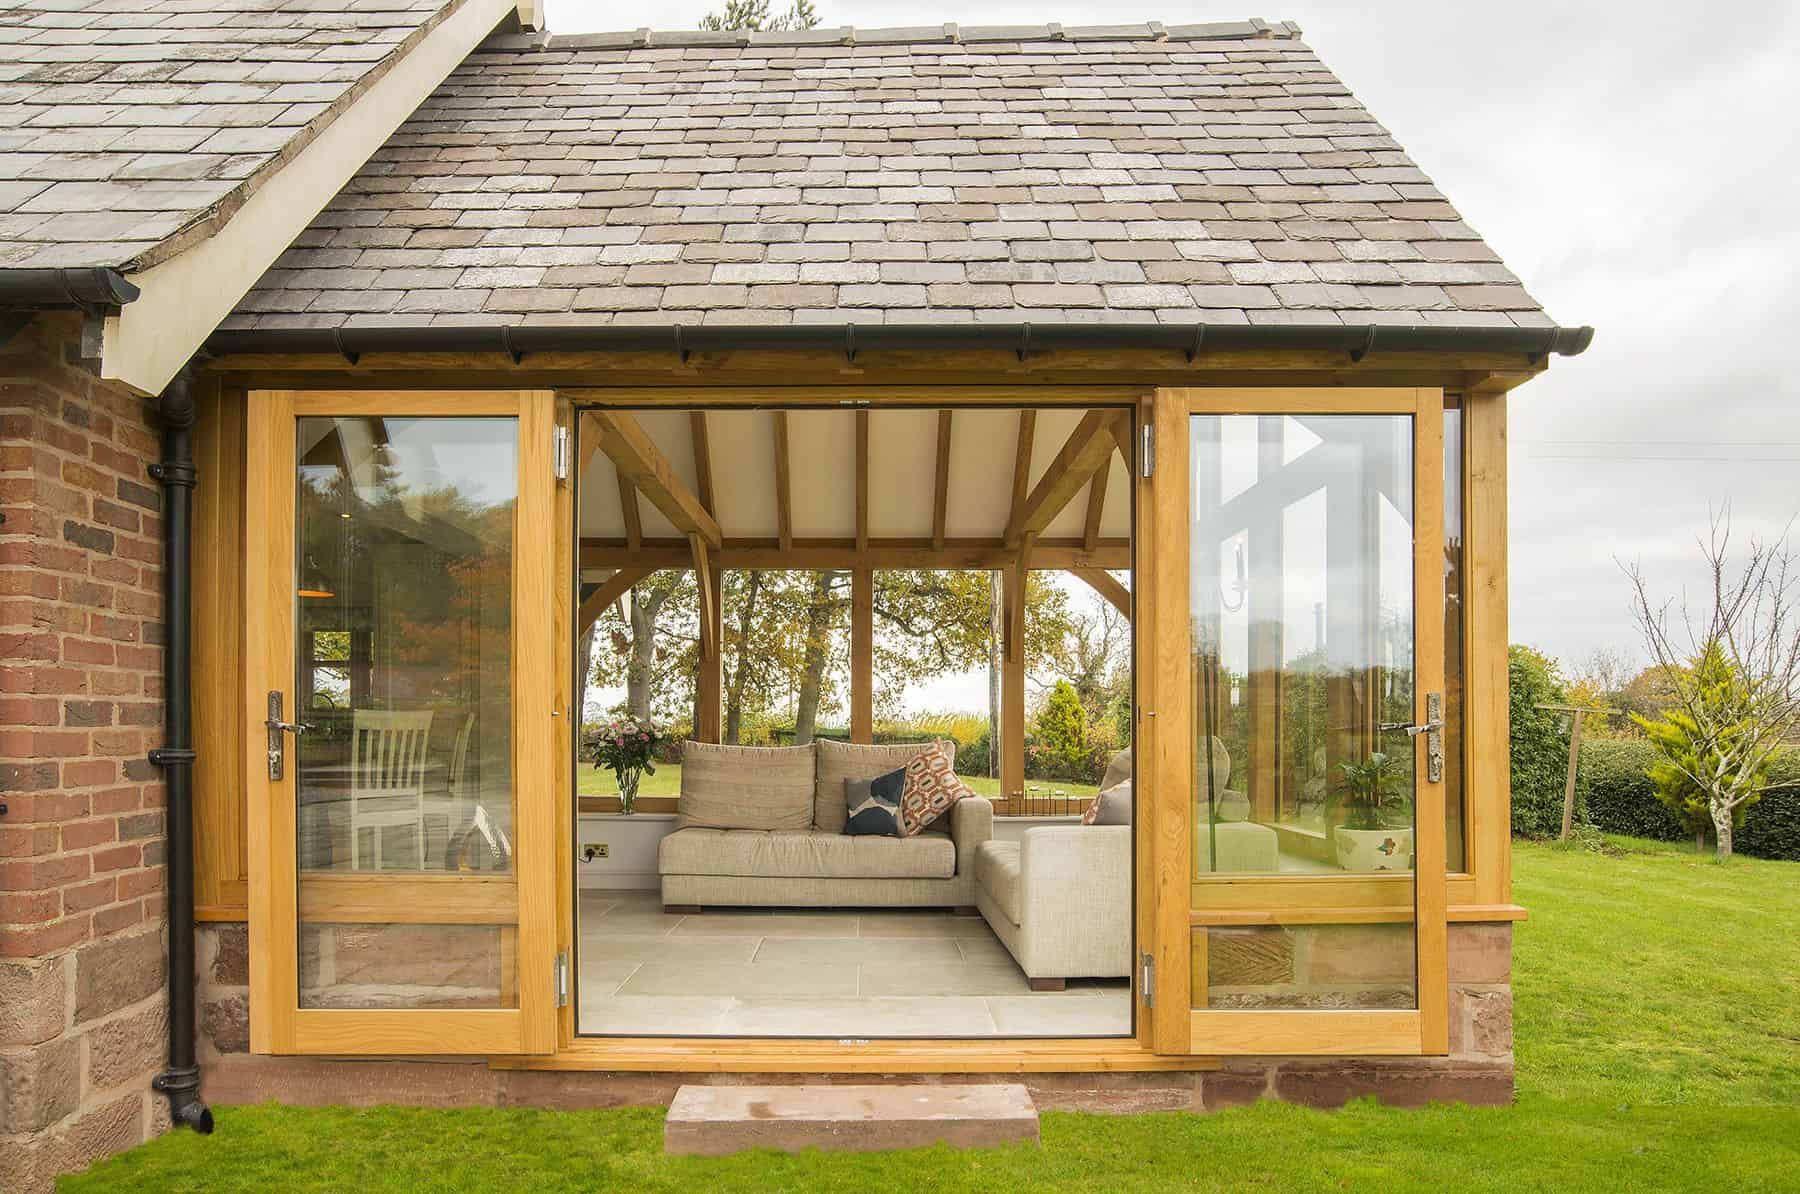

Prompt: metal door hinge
xmin=1140 ymin=424 xmax=1155 ymax=478
xmin=552 ymin=424 xmax=572 ymax=482
xmin=1140 ymin=952 xmax=1155 ymax=1008
xmin=554 ymin=951 xmax=570 ymax=1007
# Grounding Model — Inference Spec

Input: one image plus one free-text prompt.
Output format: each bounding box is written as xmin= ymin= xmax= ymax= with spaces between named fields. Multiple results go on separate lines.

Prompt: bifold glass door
xmin=246 ymin=391 xmax=557 ymax=1056
xmin=1146 ymin=389 xmax=1448 ymax=1056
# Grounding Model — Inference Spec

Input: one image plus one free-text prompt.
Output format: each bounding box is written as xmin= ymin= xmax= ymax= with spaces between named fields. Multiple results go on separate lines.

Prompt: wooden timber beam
xmin=1083 ymin=453 xmax=1110 ymax=553
xmin=577 ymin=568 xmax=650 ymax=634
xmin=1110 ymin=411 xmax=1134 ymax=467
xmin=1007 ymin=409 xmax=1127 ymax=546
xmin=689 ymin=533 xmax=715 ymax=659
xmin=617 ymin=475 xmax=641 ymax=550
xmin=578 ymin=536 xmax=1129 ymax=572
xmin=773 ymin=409 xmax=792 ymax=552
xmin=855 ymin=409 xmax=869 ymax=553
xmin=1009 ymin=409 xmax=1036 ymax=530
xmin=1071 ymin=566 xmax=1131 ymax=620
xmin=690 ymin=410 xmax=714 ymax=515
xmin=851 ymin=568 xmax=873 ymax=743
xmin=1001 ymin=561 xmax=1026 ymax=801
xmin=933 ymin=409 xmax=952 ymax=550
xmin=581 ymin=410 xmax=722 ymax=549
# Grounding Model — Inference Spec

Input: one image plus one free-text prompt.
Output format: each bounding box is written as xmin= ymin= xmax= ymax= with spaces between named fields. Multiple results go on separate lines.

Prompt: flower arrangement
xmin=590 ymin=717 xmax=666 ymax=814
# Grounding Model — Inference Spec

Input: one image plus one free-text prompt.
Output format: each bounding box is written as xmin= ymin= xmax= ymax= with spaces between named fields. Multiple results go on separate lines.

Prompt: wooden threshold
xmin=491 ymin=1036 xmax=1217 ymax=1074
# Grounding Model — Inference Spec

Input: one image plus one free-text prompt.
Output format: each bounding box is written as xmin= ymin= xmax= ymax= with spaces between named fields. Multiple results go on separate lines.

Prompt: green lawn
xmin=64 ymin=837 xmax=1800 ymax=1192
xmin=576 ymin=762 xmax=1100 ymax=803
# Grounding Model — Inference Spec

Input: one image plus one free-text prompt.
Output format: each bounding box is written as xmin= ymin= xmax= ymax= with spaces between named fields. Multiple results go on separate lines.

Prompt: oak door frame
xmin=1146 ymin=387 xmax=1449 ymax=1056
xmin=245 ymin=388 xmax=559 ymax=1056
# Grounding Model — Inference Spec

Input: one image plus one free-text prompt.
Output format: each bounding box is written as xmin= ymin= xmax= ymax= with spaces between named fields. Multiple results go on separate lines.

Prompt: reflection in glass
xmin=1442 ymin=405 xmax=1467 ymax=872
xmin=294 ymin=416 xmax=518 ymax=1010
xmin=1188 ymin=413 xmax=1418 ymax=1012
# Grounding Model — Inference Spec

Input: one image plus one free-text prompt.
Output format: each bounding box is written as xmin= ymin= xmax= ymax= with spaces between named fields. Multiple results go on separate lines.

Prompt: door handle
xmin=264 ymin=691 xmax=312 ymax=781
xmin=1379 ymin=693 xmax=1444 ymax=783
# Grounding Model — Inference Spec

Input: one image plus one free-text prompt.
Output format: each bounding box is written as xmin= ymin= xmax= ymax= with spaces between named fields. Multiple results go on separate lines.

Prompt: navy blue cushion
xmin=843 ymin=766 xmax=906 ymax=837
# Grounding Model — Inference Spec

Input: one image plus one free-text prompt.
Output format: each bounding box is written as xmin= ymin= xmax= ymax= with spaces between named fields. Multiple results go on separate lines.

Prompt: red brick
xmin=116 ymin=868 xmax=160 ymax=901
xmin=92 ymin=901 xmax=144 ymax=936
xmin=59 ymin=759 xmax=114 ymax=787
xmin=0 ymin=696 xmax=59 ymax=725
xmin=61 ymin=876 xmax=117 ymax=913
xmin=60 ymin=819 xmax=115 ymax=851
xmin=0 ymin=853 xmax=88 ymax=891
xmin=91 ymin=844 xmax=141 ymax=874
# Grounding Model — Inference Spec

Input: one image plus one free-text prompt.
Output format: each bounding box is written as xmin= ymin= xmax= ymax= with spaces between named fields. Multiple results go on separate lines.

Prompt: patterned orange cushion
xmin=898 ymin=741 xmax=973 ymax=836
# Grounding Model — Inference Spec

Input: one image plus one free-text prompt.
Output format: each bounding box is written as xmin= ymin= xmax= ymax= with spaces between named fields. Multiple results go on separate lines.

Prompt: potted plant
xmin=1328 ymin=751 xmax=1414 ymax=872
xmin=590 ymin=717 xmax=666 ymax=814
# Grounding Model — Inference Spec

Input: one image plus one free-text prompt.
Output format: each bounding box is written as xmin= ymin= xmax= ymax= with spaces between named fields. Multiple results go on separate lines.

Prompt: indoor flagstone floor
xmin=576 ymin=891 xmax=1131 ymax=1038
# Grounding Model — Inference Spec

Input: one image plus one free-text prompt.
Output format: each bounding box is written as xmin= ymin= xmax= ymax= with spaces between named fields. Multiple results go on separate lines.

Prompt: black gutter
xmin=146 ymin=370 xmax=213 ymax=1136
xmin=0 ymin=268 xmax=140 ymax=311
xmin=204 ymin=320 xmax=1594 ymax=366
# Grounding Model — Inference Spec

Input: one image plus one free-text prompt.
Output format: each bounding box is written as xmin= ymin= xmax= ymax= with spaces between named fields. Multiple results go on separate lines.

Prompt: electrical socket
xmin=582 ymin=843 xmax=608 ymax=862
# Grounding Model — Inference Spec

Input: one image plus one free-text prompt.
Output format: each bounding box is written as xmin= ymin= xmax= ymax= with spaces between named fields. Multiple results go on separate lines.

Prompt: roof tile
xmin=232 ymin=22 xmax=1549 ymax=329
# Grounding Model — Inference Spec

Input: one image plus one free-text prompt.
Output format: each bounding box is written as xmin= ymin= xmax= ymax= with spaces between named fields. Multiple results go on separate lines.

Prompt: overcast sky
xmin=548 ymin=0 xmax=1800 ymax=681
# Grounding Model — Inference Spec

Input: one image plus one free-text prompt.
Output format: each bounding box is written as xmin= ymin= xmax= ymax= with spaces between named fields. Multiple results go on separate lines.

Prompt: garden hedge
xmin=1576 ymin=737 xmax=1800 ymax=861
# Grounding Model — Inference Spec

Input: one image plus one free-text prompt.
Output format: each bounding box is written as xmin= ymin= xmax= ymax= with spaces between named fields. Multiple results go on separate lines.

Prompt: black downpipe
xmin=147 ymin=370 xmax=213 ymax=1135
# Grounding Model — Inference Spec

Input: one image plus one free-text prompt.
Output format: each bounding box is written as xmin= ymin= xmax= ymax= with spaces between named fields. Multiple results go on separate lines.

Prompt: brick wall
xmin=0 ymin=313 xmax=172 ymax=1192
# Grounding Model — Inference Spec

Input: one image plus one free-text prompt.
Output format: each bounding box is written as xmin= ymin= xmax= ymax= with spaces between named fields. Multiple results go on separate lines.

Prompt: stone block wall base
xmin=201 ymin=1054 xmax=1513 ymax=1116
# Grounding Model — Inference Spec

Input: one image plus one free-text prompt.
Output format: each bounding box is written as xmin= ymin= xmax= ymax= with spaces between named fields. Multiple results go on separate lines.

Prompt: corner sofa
xmin=658 ymin=739 xmax=993 ymax=910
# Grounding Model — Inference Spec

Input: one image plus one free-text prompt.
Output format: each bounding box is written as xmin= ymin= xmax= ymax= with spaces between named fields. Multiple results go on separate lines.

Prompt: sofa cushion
xmin=899 ymin=741 xmax=973 ymax=836
xmin=677 ymin=741 xmax=816 ymax=831
xmin=659 ymin=827 xmax=956 ymax=881
xmin=1083 ymin=780 xmax=1133 ymax=826
xmin=844 ymin=767 xmax=906 ymax=837
xmin=813 ymin=738 xmax=948 ymax=833
xmin=974 ymin=840 xmax=1021 ymax=924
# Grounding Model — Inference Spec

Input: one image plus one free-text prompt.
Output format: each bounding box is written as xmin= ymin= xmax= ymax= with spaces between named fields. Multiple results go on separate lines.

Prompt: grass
xmin=575 ymin=762 xmax=1100 ymax=803
xmin=63 ymin=836 xmax=1800 ymax=1192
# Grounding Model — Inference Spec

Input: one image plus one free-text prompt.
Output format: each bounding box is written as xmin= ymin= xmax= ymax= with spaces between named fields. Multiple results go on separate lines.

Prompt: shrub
xmin=1510 ymin=644 xmax=1573 ymax=836
xmin=1033 ymin=680 xmax=1091 ymax=777
xmin=1578 ymin=737 xmax=1800 ymax=861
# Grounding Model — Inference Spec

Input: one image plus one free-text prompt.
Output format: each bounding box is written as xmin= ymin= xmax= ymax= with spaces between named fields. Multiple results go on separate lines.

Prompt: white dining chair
xmin=349 ymin=709 xmax=435 ymax=871
xmin=422 ymin=712 xmax=475 ymax=868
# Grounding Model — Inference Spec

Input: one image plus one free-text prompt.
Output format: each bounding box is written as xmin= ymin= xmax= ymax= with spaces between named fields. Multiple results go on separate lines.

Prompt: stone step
xmin=664 ymin=1083 xmax=1040 ymax=1156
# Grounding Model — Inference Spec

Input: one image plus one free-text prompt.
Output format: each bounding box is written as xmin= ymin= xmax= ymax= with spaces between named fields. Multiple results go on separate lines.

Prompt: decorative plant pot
xmin=1333 ymin=826 xmax=1414 ymax=872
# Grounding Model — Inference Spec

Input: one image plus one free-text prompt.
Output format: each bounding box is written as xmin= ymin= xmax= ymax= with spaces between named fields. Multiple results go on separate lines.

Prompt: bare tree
xmin=1624 ymin=508 xmax=1800 ymax=858
xmin=1572 ymin=646 xmax=1634 ymax=695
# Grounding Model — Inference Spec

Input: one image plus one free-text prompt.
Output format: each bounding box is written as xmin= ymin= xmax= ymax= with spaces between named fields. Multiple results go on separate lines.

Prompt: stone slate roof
xmin=227 ymin=20 xmax=1554 ymax=332
xmin=0 ymin=0 xmax=457 ymax=271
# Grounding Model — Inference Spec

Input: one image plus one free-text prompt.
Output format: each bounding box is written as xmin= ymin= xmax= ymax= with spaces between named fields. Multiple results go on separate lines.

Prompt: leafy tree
xmin=1633 ymin=645 xmax=1770 ymax=854
xmin=700 ymin=0 xmax=819 ymax=32
xmin=1625 ymin=509 xmax=1800 ymax=860
xmin=1509 ymin=644 xmax=1570 ymax=836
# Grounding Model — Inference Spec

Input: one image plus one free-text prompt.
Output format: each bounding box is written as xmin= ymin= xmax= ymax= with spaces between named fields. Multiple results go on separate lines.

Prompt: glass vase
xmin=617 ymin=767 xmax=641 ymax=815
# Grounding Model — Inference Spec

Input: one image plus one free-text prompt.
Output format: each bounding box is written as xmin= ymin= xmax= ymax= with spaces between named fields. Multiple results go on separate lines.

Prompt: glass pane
xmin=1188 ymin=413 xmax=1418 ymax=1012
xmin=294 ymin=416 xmax=519 ymax=1010
xmin=1442 ymin=405 xmax=1467 ymax=872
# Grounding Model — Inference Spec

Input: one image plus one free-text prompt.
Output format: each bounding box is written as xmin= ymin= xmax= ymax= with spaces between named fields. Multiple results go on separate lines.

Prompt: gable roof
xmin=0 ymin=0 xmax=460 ymax=272
xmin=223 ymin=19 xmax=1579 ymax=346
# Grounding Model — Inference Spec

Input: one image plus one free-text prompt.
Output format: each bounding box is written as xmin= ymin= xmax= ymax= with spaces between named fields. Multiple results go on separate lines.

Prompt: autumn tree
xmin=1625 ymin=511 xmax=1800 ymax=859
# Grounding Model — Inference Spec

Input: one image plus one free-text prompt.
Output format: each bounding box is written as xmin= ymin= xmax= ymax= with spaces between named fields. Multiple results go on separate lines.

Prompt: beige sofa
xmin=974 ymin=826 xmax=1131 ymax=990
xmin=658 ymin=739 xmax=993 ymax=910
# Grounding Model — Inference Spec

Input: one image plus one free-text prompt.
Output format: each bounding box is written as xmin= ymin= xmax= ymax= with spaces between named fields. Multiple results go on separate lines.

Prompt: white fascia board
xmin=100 ymin=0 xmax=516 ymax=396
